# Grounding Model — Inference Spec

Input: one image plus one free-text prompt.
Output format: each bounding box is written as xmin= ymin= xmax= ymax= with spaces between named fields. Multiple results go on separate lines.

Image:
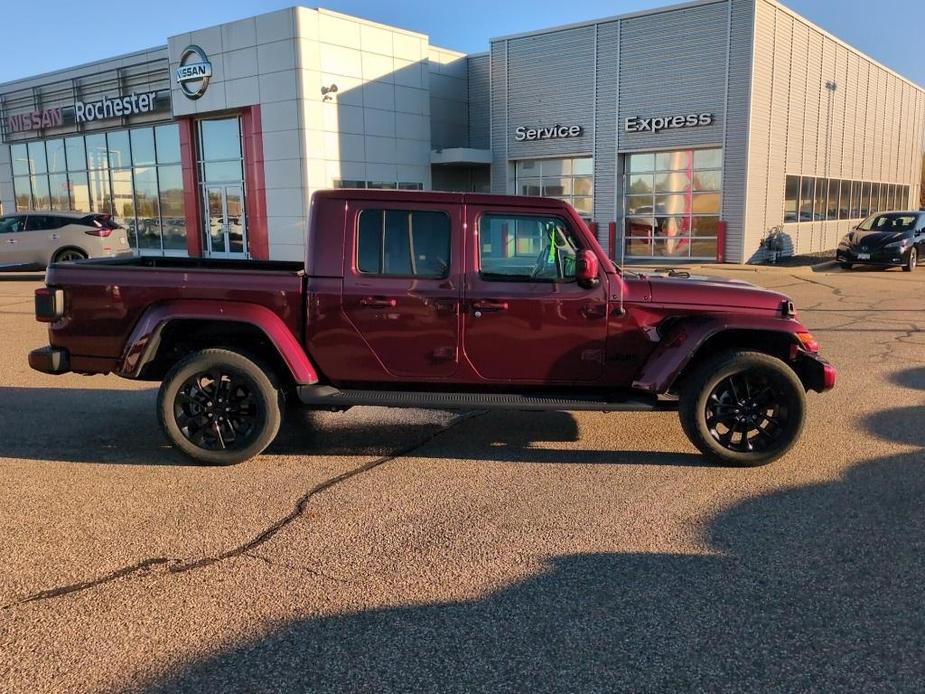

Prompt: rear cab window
xmin=356 ymin=209 xmax=451 ymax=278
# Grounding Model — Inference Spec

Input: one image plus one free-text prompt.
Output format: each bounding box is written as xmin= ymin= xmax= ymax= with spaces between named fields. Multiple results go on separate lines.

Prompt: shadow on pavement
xmin=0 ymin=272 xmax=44 ymax=282
xmin=143 ymin=373 xmax=925 ymax=692
xmin=0 ymin=387 xmax=702 ymax=467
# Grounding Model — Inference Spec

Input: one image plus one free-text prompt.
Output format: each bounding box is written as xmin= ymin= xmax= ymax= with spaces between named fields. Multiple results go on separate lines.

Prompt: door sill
xmin=297 ymin=386 xmax=673 ymax=412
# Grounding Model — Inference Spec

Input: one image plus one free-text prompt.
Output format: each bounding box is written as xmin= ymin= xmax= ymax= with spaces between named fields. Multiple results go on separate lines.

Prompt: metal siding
xmin=745 ymin=0 xmax=775 ymax=260
xmin=505 ymin=26 xmax=596 ymax=161
xmin=467 ymin=55 xmax=490 ymax=149
xmin=617 ymin=2 xmax=729 ymax=153
xmin=593 ymin=21 xmax=620 ymax=238
xmin=489 ymin=40 xmax=508 ymax=193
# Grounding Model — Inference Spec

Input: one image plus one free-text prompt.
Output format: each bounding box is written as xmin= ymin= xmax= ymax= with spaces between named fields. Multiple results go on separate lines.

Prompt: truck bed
xmin=42 ymin=255 xmax=306 ymax=371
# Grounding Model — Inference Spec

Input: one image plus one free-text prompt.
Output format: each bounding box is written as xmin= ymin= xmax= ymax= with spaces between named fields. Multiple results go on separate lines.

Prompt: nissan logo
xmin=176 ymin=45 xmax=212 ymax=100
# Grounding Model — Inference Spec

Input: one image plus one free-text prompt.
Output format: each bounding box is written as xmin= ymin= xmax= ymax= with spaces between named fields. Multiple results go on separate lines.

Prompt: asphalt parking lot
xmin=1 ymin=264 xmax=924 ymax=692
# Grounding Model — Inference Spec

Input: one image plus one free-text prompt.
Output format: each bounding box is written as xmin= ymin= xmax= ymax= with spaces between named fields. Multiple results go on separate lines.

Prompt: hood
xmin=634 ymin=271 xmax=789 ymax=312
xmin=847 ymin=230 xmax=912 ymax=248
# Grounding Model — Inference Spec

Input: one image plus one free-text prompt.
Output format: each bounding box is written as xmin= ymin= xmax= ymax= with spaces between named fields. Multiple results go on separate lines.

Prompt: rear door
xmin=23 ymin=214 xmax=67 ymax=265
xmin=341 ymin=201 xmax=462 ymax=379
xmin=0 ymin=215 xmax=30 ymax=266
xmin=462 ymin=205 xmax=608 ymax=383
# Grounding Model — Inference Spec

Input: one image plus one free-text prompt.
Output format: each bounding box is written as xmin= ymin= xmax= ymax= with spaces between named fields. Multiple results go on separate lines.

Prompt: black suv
xmin=837 ymin=210 xmax=925 ymax=271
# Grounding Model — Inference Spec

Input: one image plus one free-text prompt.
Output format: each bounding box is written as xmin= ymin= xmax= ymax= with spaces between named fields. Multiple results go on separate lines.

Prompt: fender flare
xmin=118 ymin=300 xmax=319 ymax=384
xmin=631 ymin=315 xmax=803 ymax=393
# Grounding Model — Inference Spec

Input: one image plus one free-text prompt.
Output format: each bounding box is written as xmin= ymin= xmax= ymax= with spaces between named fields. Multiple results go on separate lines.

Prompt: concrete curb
xmin=810 ymin=260 xmax=839 ymax=272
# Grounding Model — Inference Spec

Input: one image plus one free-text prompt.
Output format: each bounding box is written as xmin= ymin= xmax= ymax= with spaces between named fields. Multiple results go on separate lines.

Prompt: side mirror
xmin=576 ymin=249 xmax=600 ymax=289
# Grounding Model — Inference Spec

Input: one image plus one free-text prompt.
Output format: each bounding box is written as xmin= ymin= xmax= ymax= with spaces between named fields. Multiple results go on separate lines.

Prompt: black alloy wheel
xmin=158 ymin=349 xmax=283 ymax=465
xmin=679 ymin=350 xmax=806 ymax=466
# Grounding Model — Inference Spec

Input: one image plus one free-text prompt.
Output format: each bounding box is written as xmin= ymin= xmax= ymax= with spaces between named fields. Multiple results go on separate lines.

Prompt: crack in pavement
xmin=2 ymin=410 xmax=483 ymax=610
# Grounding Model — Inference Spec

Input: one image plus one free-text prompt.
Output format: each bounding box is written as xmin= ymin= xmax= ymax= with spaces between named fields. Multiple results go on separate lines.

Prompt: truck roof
xmin=311 ymin=188 xmax=571 ymax=210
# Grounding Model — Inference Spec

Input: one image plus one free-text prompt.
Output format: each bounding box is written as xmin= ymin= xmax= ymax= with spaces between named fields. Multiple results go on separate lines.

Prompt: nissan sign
xmin=514 ymin=124 xmax=583 ymax=142
xmin=624 ymin=113 xmax=714 ymax=133
xmin=176 ymin=45 xmax=212 ymax=100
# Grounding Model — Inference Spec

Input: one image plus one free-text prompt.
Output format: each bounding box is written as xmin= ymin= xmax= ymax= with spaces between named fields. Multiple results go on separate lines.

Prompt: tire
xmin=53 ymin=248 xmax=87 ymax=263
xmin=157 ymin=348 xmax=283 ymax=465
xmin=839 ymin=261 xmax=852 ymax=270
xmin=903 ymin=247 xmax=917 ymax=272
xmin=679 ymin=350 xmax=806 ymax=467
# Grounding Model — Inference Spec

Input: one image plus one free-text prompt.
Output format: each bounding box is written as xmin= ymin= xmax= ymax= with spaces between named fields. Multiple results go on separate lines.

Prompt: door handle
xmin=359 ymin=296 xmax=397 ymax=308
xmin=472 ymin=300 xmax=509 ymax=312
xmin=580 ymin=303 xmax=608 ymax=319
xmin=6 ymin=239 xmax=16 ymax=244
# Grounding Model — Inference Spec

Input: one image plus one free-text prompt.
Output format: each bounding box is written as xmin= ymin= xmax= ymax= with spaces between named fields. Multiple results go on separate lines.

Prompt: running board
xmin=297 ymin=386 xmax=671 ymax=412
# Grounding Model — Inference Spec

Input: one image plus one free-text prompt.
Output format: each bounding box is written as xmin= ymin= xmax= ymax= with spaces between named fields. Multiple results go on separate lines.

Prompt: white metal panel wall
xmin=489 ymin=39 xmax=507 ymax=194
xmin=746 ymin=0 xmax=925 ymax=259
xmin=593 ymin=21 xmax=620 ymax=242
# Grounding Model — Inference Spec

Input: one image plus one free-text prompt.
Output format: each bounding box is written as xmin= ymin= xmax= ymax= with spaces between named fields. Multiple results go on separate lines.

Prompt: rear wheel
xmin=679 ymin=350 xmax=806 ymax=467
xmin=903 ymin=247 xmax=917 ymax=272
xmin=157 ymin=348 xmax=283 ymax=465
xmin=53 ymin=248 xmax=87 ymax=263
xmin=839 ymin=261 xmax=852 ymax=270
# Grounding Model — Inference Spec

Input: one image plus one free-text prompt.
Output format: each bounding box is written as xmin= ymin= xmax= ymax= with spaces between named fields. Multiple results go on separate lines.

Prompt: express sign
xmin=624 ymin=113 xmax=714 ymax=133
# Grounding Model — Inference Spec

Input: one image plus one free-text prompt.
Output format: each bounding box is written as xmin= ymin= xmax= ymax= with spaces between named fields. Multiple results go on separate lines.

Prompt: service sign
xmin=514 ymin=124 xmax=583 ymax=142
xmin=624 ymin=113 xmax=714 ymax=134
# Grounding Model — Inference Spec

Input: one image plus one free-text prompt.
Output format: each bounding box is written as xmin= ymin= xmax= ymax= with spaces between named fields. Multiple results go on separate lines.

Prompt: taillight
xmin=35 ymin=286 xmax=65 ymax=322
xmin=85 ymin=227 xmax=113 ymax=237
xmin=795 ymin=331 xmax=820 ymax=353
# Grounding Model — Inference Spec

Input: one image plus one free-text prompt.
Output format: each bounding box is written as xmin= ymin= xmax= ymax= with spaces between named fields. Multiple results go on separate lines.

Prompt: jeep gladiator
xmin=29 ymin=189 xmax=836 ymax=465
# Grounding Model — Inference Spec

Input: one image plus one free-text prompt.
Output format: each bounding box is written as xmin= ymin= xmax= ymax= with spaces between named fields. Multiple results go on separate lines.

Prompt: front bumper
xmin=29 ymin=346 xmax=70 ymax=374
xmin=794 ymin=352 xmax=837 ymax=392
xmin=837 ymin=246 xmax=908 ymax=266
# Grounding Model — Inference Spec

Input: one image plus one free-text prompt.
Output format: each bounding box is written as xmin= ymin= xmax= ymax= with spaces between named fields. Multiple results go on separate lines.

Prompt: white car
xmin=0 ymin=211 xmax=134 ymax=270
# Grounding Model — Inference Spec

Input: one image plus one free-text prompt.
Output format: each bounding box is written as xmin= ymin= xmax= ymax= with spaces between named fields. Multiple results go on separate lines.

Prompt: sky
xmin=1 ymin=0 xmax=923 ymax=86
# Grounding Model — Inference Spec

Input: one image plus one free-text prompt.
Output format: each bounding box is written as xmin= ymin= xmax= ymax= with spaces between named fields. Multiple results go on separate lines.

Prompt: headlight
xmin=884 ymin=239 xmax=911 ymax=250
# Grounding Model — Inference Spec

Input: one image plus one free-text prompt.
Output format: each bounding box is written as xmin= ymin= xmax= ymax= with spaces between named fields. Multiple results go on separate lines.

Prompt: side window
xmin=917 ymin=215 xmax=925 ymax=232
xmin=478 ymin=213 xmax=579 ymax=281
xmin=0 ymin=216 xmax=25 ymax=233
xmin=25 ymin=216 xmax=49 ymax=231
xmin=356 ymin=209 xmax=451 ymax=278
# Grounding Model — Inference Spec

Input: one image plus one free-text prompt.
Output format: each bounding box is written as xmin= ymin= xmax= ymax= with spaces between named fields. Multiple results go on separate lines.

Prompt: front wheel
xmin=903 ymin=247 xmax=917 ymax=272
xmin=679 ymin=351 xmax=806 ymax=466
xmin=157 ymin=348 xmax=283 ymax=465
xmin=839 ymin=261 xmax=852 ymax=270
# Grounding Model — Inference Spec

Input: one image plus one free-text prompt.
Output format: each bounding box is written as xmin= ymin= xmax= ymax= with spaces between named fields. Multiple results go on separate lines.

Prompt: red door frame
xmin=178 ymin=106 xmax=269 ymax=260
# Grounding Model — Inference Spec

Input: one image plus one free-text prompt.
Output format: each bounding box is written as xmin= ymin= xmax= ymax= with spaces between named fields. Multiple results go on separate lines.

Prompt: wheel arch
xmin=50 ymin=245 xmax=89 ymax=263
xmin=119 ymin=301 xmax=319 ymax=386
xmin=633 ymin=318 xmax=804 ymax=395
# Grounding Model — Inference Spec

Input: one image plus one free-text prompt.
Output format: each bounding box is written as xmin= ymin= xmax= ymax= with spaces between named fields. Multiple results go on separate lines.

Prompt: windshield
xmin=857 ymin=213 xmax=917 ymax=232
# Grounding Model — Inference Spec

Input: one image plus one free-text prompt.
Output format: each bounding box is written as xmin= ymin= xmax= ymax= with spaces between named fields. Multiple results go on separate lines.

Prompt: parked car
xmin=29 ymin=190 xmax=835 ymax=467
xmin=0 ymin=211 xmax=132 ymax=270
xmin=836 ymin=210 xmax=925 ymax=271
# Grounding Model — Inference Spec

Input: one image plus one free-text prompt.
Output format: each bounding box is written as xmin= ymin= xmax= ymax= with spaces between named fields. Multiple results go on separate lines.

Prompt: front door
xmin=340 ymin=202 xmax=461 ymax=380
xmin=0 ymin=215 xmax=29 ymax=266
xmin=204 ymin=185 xmax=247 ymax=258
xmin=463 ymin=206 xmax=609 ymax=383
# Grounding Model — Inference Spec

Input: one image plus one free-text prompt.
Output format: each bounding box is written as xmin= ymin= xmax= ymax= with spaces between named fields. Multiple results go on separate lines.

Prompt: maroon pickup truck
xmin=30 ymin=190 xmax=835 ymax=466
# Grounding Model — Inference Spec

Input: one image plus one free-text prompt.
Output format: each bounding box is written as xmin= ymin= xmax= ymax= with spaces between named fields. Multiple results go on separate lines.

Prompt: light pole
xmin=824 ymin=80 xmax=838 ymax=251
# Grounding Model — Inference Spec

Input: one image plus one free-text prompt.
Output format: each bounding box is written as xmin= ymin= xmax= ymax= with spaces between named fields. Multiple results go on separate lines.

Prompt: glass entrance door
xmin=198 ymin=117 xmax=247 ymax=259
xmin=204 ymin=185 xmax=246 ymax=257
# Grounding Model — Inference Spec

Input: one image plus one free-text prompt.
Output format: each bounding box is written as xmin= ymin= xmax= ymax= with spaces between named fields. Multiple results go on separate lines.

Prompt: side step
xmin=297 ymin=386 xmax=672 ymax=412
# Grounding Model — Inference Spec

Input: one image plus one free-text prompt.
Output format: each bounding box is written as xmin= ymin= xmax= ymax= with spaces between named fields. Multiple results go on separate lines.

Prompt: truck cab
xmin=30 ymin=190 xmax=835 ymax=467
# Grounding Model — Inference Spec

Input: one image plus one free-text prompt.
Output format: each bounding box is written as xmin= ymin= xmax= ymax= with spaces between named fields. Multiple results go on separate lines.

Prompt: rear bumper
xmin=28 ymin=346 xmax=70 ymax=374
xmin=795 ymin=352 xmax=836 ymax=393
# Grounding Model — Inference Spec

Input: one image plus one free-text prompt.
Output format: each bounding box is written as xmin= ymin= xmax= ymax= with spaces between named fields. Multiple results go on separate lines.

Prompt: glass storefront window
xmin=13 ymin=176 xmax=31 ymax=209
xmin=68 ymin=172 xmax=90 ymax=212
xmin=158 ymin=165 xmax=187 ymax=251
xmin=49 ymin=173 xmax=69 ymax=210
xmin=514 ymin=156 xmax=594 ymax=218
xmin=65 ymin=137 xmax=87 ymax=171
xmin=28 ymin=141 xmax=47 ymax=175
xmin=622 ymin=147 xmax=721 ymax=260
xmin=31 ymin=175 xmax=50 ymax=209
xmin=11 ymin=144 xmax=30 ymax=177
xmin=199 ymin=119 xmax=241 ymax=161
xmin=107 ymin=131 xmax=132 ymax=169
xmin=85 ymin=134 xmax=108 ymax=170
xmin=111 ymin=169 xmax=135 ymax=219
xmin=46 ymin=139 xmax=66 ymax=174
xmin=131 ymin=128 xmax=156 ymax=166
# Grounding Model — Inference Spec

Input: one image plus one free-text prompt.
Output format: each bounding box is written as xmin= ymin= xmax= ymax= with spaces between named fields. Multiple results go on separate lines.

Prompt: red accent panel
xmin=608 ymin=221 xmax=617 ymax=260
xmin=178 ymin=117 xmax=203 ymax=257
xmin=717 ymin=220 xmax=727 ymax=263
xmin=241 ymin=105 xmax=270 ymax=260
xmin=119 ymin=300 xmax=319 ymax=384
xmin=588 ymin=221 xmax=598 ymax=250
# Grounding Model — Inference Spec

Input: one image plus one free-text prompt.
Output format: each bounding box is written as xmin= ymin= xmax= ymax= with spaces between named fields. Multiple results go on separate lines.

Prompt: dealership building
xmin=1 ymin=0 xmax=923 ymax=263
